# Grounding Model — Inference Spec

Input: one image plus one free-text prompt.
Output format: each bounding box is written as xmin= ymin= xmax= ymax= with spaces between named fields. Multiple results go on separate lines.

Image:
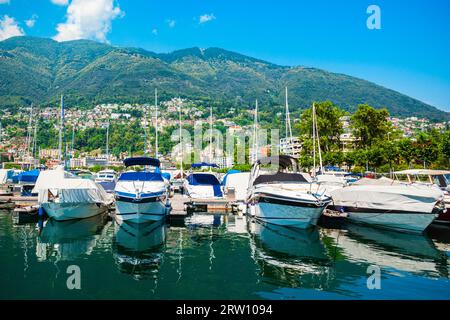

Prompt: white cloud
xmin=166 ymin=19 xmax=176 ymax=28
xmin=0 ymin=15 xmax=25 ymax=41
xmin=152 ymin=28 xmax=158 ymax=35
xmin=0 ymin=0 xmax=11 ymax=4
xmin=25 ymin=15 xmax=38 ymax=28
xmin=199 ymin=13 xmax=216 ymax=24
xmin=50 ymin=0 xmax=69 ymax=5
xmin=53 ymin=0 xmax=123 ymax=43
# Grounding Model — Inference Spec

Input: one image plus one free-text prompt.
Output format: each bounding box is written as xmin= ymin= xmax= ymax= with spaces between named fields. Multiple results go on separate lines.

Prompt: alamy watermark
xmin=66 ymin=265 xmax=81 ymax=290
xmin=366 ymin=265 xmax=381 ymax=290
xmin=367 ymin=5 xmax=381 ymax=30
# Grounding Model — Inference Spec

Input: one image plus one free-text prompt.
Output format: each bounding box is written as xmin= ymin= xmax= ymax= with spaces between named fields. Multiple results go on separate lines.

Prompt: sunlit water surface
xmin=0 ymin=210 xmax=449 ymax=299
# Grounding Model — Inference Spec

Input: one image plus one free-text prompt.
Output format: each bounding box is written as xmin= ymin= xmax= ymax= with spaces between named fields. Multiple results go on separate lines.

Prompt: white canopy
xmin=33 ymin=166 xmax=111 ymax=205
xmin=331 ymin=178 xmax=444 ymax=214
xmin=394 ymin=169 xmax=450 ymax=176
xmin=0 ymin=169 xmax=11 ymax=184
xmin=225 ymin=172 xmax=251 ymax=201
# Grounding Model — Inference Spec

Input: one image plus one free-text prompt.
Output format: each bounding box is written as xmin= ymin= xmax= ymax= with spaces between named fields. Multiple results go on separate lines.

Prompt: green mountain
xmin=0 ymin=36 xmax=448 ymax=121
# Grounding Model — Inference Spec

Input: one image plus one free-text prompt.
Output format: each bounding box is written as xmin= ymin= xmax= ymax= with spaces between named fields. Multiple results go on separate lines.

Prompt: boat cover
xmin=253 ymin=172 xmax=311 ymax=186
xmin=221 ymin=169 xmax=241 ymax=186
xmin=224 ymin=172 xmax=250 ymax=201
xmin=123 ymin=157 xmax=160 ymax=167
xmin=0 ymin=169 xmax=11 ymax=184
xmin=186 ymin=173 xmax=222 ymax=197
xmin=330 ymin=179 xmax=444 ymax=214
xmin=18 ymin=169 xmax=40 ymax=183
xmin=32 ymin=166 xmax=110 ymax=205
xmin=118 ymin=172 xmax=164 ymax=182
xmin=255 ymin=155 xmax=298 ymax=170
xmin=191 ymin=162 xmax=219 ymax=168
xmin=153 ymin=167 xmax=171 ymax=181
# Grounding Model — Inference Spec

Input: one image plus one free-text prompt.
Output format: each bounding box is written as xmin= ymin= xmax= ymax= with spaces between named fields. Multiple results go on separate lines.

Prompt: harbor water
xmin=0 ymin=211 xmax=449 ymax=300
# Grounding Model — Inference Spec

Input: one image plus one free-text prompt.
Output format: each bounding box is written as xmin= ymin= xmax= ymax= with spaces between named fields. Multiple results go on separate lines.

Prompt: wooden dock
xmin=0 ymin=195 xmax=38 ymax=207
xmin=169 ymin=193 xmax=239 ymax=216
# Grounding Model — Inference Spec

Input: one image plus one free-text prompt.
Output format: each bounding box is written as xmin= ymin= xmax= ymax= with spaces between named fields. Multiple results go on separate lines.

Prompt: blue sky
xmin=0 ymin=0 xmax=449 ymax=111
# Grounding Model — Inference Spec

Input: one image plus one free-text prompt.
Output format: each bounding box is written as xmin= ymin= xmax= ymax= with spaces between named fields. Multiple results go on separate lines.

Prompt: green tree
xmin=351 ymin=104 xmax=391 ymax=148
xmin=413 ymin=132 xmax=439 ymax=168
xmin=297 ymin=101 xmax=345 ymax=152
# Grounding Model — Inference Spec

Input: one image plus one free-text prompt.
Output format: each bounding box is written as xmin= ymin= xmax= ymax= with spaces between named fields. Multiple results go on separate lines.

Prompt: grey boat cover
xmin=330 ymin=178 xmax=444 ymax=214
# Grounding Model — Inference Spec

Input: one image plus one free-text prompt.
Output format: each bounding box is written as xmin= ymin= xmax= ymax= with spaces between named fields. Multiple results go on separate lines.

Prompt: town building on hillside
xmin=279 ymin=137 xmax=302 ymax=158
xmin=340 ymin=133 xmax=357 ymax=152
xmin=40 ymin=149 xmax=60 ymax=159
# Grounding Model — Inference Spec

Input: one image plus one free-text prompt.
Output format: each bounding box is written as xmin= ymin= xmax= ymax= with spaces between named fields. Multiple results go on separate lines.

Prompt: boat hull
xmin=345 ymin=210 xmax=437 ymax=233
xmin=115 ymin=199 xmax=169 ymax=223
xmin=43 ymin=202 xmax=108 ymax=221
xmin=251 ymin=200 xmax=326 ymax=229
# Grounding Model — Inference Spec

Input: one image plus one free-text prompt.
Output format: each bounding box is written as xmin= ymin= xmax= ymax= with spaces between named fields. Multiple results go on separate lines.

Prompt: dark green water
xmin=0 ymin=210 xmax=449 ymax=300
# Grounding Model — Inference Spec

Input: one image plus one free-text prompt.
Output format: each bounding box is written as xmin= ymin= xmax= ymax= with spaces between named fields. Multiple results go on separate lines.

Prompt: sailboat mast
xmin=312 ymin=103 xmax=316 ymax=177
xmin=106 ymin=120 xmax=109 ymax=164
xmin=33 ymin=116 xmax=38 ymax=167
xmin=26 ymin=103 xmax=33 ymax=158
xmin=71 ymin=124 xmax=75 ymax=168
xmin=209 ymin=106 xmax=213 ymax=168
xmin=285 ymin=87 xmax=292 ymax=140
xmin=155 ymin=88 xmax=158 ymax=159
xmin=252 ymin=99 xmax=259 ymax=163
xmin=316 ymin=108 xmax=323 ymax=173
xmin=179 ymin=103 xmax=183 ymax=176
xmin=58 ymin=95 xmax=64 ymax=163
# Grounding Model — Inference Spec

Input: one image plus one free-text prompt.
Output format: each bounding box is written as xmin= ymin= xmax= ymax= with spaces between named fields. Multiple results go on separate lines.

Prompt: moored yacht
xmin=114 ymin=157 xmax=171 ymax=223
xmin=94 ymin=169 xmax=117 ymax=193
xmin=246 ymin=155 xmax=332 ymax=229
xmin=393 ymin=169 xmax=450 ymax=225
xmin=33 ymin=166 xmax=112 ymax=221
xmin=330 ymin=177 xmax=446 ymax=233
xmin=183 ymin=163 xmax=223 ymax=199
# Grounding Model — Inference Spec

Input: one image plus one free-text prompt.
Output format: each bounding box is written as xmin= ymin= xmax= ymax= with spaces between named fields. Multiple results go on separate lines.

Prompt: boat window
xmin=433 ymin=175 xmax=448 ymax=188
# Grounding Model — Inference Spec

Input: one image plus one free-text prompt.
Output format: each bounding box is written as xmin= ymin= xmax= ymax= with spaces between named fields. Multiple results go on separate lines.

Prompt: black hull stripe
xmin=116 ymin=212 xmax=166 ymax=216
xmin=255 ymin=216 xmax=313 ymax=220
xmin=329 ymin=205 xmax=436 ymax=215
xmin=116 ymin=196 xmax=165 ymax=204
xmin=255 ymin=196 xmax=329 ymax=208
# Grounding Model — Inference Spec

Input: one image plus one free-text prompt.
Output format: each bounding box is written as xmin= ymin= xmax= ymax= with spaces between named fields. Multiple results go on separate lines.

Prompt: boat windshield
xmin=187 ymin=173 xmax=221 ymax=186
xmin=253 ymin=172 xmax=310 ymax=186
xmin=118 ymin=172 xmax=164 ymax=182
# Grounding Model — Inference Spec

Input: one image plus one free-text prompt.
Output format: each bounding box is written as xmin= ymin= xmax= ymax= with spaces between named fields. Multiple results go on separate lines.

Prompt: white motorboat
xmin=114 ymin=157 xmax=171 ymax=223
xmin=94 ymin=169 xmax=117 ymax=193
xmin=393 ymin=169 xmax=450 ymax=225
xmin=33 ymin=166 xmax=112 ymax=221
xmin=223 ymin=172 xmax=251 ymax=202
xmin=330 ymin=177 xmax=446 ymax=233
xmin=183 ymin=163 xmax=223 ymax=199
xmin=246 ymin=155 xmax=332 ymax=229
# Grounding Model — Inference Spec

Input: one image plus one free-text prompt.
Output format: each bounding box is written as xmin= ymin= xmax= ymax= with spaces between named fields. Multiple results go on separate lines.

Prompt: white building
xmin=279 ymin=137 xmax=302 ymax=158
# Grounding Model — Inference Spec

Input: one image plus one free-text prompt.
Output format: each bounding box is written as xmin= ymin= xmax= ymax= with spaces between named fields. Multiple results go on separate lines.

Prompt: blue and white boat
xmin=114 ymin=157 xmax=171 ymax=223
xmin=247 ymin=156 xmax=332 ymax=229
xmin=94 ymin=169 xmax=117 ymax=193
xmin=17 ymin=168 xmax=40 ymax=196
xmin=183 ymin=163 xmax=223 ymax=199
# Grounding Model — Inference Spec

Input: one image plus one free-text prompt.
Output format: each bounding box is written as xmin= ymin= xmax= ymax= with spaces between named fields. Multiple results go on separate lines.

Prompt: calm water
xmin=1 ymin=210 xmax=450 ymax=300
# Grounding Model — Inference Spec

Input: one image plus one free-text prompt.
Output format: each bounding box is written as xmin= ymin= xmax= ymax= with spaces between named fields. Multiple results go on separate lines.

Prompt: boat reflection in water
xmin=248 ymin=220 xmax=333 ymax=289
xmin=323 ymin=223 xmax=448 ymax=277
xmin=112 ymin=218 xmax=167 ymax=280
xmin=36 ymin=213 xmax=108 ymax=262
